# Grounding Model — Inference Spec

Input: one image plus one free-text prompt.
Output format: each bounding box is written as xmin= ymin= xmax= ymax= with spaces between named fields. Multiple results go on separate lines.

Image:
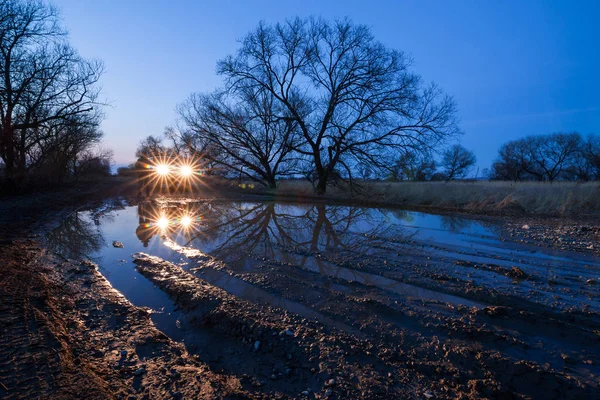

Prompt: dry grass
xmin=267 ymin=180 xmax=600 ymax=217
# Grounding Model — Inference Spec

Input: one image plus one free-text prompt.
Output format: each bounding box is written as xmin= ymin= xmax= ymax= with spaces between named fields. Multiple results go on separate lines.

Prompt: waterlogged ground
xmin=46 ymin=198 xmax=600 ymax=399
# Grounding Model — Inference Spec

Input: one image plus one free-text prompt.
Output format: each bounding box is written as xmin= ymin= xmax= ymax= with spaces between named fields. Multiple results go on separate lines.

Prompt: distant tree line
xmin=489 ymin=132 xmax=599 ymax=182
xmin=389 ymin=144 xmax=477 ymax=182
xmin=0 ymin=0 xmax=109 ymax=192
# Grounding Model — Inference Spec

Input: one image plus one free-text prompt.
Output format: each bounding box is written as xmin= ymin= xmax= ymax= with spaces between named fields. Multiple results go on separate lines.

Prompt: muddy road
xmin=34 ymin=197 xmax=599 ymax=399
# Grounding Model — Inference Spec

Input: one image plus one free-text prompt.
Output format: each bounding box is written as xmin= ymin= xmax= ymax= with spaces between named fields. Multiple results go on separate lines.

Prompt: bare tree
xmin=392 ymin=150 xmax=436 ymax=181
xmin=440 ymin=144 xmax=476 ymax=181
xmin=490 ymin=140 xmax=531 ymax=181
xmin=135 ymin=135 xmax=167 ymax=158
xmin=217 ymin=18 xmax=459 ymax=194
xmin=563 ymin=135 xmax=597 ymax=182
xmin=0 ymin=0 xmax=104 ymax=188
xmin=525 ymin=132 xmax=581 ymax=182
xmin=177 ymin=87 xmax=300 ymax=188
xmin=34 ymin=114 xmax=104 ymax=181
xmin=74 ymin=146 xmax=113 ymax=179
xmin=579 ymin=134 xmax=600 ymax=180
xmin=490 ymin=132 xmax=590 ymax=182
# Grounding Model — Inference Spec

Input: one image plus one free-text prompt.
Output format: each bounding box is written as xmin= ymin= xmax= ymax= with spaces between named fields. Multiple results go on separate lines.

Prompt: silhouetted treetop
xmin=215 ymin=17 xmax=460 ymax=193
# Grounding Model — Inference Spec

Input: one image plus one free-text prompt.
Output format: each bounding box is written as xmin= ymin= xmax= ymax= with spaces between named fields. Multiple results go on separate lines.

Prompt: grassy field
xmin=24 ymin=176 xmax=597 ymax=218
xmin=257 ymin=180 xmax=600 ymax=217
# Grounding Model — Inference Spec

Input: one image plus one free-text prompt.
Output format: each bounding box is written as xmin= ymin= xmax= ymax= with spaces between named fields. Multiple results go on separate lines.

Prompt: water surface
xmin=46 ymin=199 xmax=600 ymax=339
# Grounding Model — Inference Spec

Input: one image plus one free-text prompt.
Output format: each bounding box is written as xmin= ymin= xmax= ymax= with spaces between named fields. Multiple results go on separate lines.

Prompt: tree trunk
xmin=315 ymin=178 xmax=327 ymax=195
xmin=2 ymin=123 xmax=17 ymax=191
xmin=4 ymin=146 xmax=14 ymax=179
xmin=17 ymin=132 xmax=26 ymax=183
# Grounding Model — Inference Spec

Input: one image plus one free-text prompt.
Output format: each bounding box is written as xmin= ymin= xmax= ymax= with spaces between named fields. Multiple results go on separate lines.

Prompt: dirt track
xmin=1 ymin=180 xmax=599 ymax=399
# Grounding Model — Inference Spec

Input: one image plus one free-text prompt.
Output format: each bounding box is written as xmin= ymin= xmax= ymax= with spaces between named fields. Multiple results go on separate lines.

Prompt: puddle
xmin=46 ymin=199 xmax=600 ymax=340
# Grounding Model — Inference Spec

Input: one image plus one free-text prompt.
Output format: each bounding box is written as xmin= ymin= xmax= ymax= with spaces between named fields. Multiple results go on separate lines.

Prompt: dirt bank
xmin=0 ymin=239 xmax=250 ymax=399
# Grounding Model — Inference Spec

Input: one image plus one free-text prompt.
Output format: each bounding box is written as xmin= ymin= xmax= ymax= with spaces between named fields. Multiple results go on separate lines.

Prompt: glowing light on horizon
xmin=179 ymin=165 xmax=193 ymax=177
xmin=155 ymin=164 xmax=170 ymax=176
xmin=138 ymin=150 xmax=208 ymax=195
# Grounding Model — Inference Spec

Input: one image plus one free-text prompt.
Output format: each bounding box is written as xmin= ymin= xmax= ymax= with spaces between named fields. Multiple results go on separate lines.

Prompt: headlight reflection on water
xmin=180 ymin=215 xmax=192 ymax=227
xmin=152 ymin=214 xmax=200 ymax=231
xmin=157 ymin=216 xmax=170 ymax=229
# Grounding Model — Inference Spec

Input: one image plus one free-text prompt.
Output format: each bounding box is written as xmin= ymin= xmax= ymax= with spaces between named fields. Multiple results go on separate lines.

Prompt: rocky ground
xmin=503 ymin=217 xmax=600 ymax=257
xmin=1 ymin=179 xmax=599 ymax=399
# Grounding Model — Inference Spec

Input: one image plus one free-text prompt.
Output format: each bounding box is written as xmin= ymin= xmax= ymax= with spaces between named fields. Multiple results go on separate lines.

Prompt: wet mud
xmin=35 ymin=198 xmax=599 ymax=399
xmin=0 ymin=240 xmax=247 ymax=399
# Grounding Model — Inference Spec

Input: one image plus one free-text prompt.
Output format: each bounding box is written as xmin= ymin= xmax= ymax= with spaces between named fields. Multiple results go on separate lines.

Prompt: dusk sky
xmin=53 ymin=0 xmax=599 ymax=171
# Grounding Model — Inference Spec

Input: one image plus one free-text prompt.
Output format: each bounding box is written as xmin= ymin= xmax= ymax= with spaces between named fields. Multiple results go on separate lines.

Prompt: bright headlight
xmin=155 ymin=164 xmax=170 ymax=176
xmin=179 ymin=165 xmax=193 ymax=177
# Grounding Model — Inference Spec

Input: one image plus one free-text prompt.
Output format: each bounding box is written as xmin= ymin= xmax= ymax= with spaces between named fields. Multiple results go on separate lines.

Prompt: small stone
xmin=522 ymin=224 xmax=530 ymax=230
xmin=325 ymin=378 xmax=335 ymax=387
xmin=483 ymin=306 xmax=509 ymax=317
xmin=507 ymin=266 xmax=527 ymax=279
xmin=325 ymin=388 xmax=333 ymax=397
xmin=301 ymin=391 xmax=309 ymax=396
xmin=561 ymin=354 xmax=576 ymax=365
xmin=586 ymin=279 xmax=597 ymax=285
xmin=271 ymin=374 xmax=276 ymax=380
xmin=424 ymin=391 xmax=434 ymax=399
xmin=112 ymin=241 xmax=124 ymax=248
xmin=254 ymin=340 xmax=261 ymax=351
xmin=285 ymin=368 xmax=292 ymax=376
xmin=285 ymin=329 xmax=294 ymax=337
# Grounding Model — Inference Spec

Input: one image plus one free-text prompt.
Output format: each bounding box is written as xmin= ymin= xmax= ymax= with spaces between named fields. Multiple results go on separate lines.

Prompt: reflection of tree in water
xmin=440 ymin=215 xmax=472 ymax=233
xmin=391 ymin=209 xmax=415 ymax=223
xmin=135 ymin=201 xmax=159 ymax=247
xmin=179 ymin=202 xmax=409 ymax=267
xmin=46 ymin=212 xmax=105 ymax=260
xmin=89 ymin=198 xmax=127 ymax=226
xmin=184 ymin=202 xmax=299 ymax=262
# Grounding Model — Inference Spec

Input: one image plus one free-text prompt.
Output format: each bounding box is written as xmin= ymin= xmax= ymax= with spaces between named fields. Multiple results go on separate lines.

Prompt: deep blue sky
xmin=53 ymin=0 xmax=599 ymax=171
